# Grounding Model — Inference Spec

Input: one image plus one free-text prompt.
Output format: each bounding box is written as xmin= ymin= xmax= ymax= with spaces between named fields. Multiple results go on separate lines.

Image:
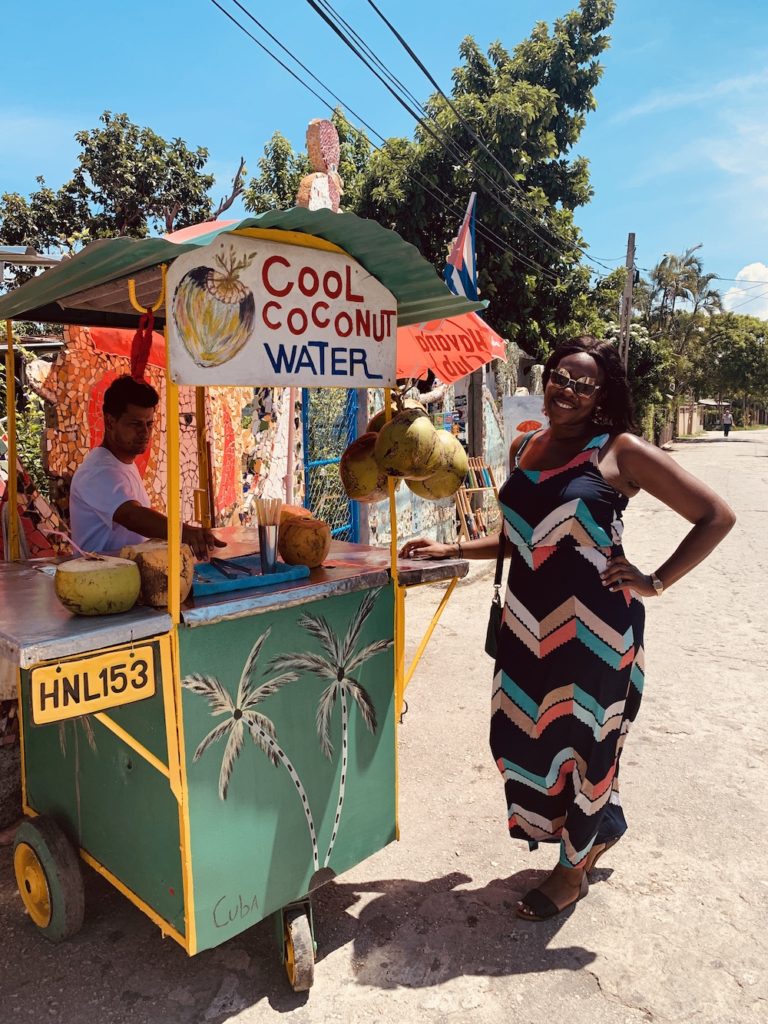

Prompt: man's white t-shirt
xmin=70 ymin=447 xmax=150 ymax=554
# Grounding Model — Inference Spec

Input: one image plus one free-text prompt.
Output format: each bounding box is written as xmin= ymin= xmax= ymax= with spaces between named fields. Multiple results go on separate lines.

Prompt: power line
xmin=206 ymin=0 xmax=561 ymax=282
xmin=303 ymin=0 xmax=592 ymax=271
xmin=361 ymin=0 xmax=620 ymax=273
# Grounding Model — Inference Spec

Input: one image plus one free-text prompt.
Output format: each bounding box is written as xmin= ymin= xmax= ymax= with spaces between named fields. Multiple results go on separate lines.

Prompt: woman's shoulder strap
xmin=513 ymin=428 xmax=544 ymax=467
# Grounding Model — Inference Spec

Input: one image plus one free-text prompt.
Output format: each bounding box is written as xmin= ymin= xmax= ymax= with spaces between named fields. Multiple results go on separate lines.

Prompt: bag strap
xmin=492 ymin=533 xmax=505 ymax=603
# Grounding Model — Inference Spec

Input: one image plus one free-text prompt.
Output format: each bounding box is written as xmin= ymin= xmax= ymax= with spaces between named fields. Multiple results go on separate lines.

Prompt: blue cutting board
xmin=192 ymin=556 xmax=310 ymax=597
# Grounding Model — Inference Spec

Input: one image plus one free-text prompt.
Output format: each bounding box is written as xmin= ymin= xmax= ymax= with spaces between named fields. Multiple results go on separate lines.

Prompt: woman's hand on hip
xmin=601 ymin=555 xmax=655 ymax=596
xmin=399 ymin=538 xmax=453 ymax=560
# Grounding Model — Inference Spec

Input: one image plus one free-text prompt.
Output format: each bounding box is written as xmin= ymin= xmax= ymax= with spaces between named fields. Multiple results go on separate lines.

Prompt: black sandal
xmin=516 ymin=873 xmax=589 ymax=922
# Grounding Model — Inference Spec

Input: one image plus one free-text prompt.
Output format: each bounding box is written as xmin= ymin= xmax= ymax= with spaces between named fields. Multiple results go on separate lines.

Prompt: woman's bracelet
xmin=455 ymin=540 xmax=463 ymax=559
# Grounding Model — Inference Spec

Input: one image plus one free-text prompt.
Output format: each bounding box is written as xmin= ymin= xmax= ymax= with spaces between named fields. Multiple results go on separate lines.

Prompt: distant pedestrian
xmin=722 ymin=408 xmax=733 ymax=438
xmin=402 ymin=335 xmax=735 ymax=922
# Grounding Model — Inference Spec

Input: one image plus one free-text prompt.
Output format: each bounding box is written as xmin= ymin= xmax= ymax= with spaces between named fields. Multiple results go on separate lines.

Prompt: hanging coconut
xmin=366 ymin=397 xmax=425 ymax=434
xmin=406 ymin=430 xmax=469 ymax=500
xmin=373 ymin=408 xmax=441 ymax=480
xmin=340 ymin=433 xmax=390 ymax=503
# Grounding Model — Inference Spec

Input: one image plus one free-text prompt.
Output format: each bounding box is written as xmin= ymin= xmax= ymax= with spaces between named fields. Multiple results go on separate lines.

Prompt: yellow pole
xmin=4 ymin=320 xmax=20 ymax=561
xmin=162 ymin=266 xmax=181 ymax=625
xmin=384 ymin=389 xmax=407 ymax=712
xmin=194 ymin=387 xmax=211 ymax=528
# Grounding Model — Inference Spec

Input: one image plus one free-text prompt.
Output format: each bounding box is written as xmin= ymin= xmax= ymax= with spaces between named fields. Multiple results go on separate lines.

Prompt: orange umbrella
xmin=396 ymin=312 xmax=506 ymax=384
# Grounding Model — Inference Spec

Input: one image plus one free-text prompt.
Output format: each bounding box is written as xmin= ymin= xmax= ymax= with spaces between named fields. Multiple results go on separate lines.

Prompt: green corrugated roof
xmin=0 ymin=209 xmax=484 ymax=328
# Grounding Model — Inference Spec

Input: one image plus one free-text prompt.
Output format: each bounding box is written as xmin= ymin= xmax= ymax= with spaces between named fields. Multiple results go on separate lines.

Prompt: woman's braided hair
xmin=543 ymin=336 xmax=639 ymax=435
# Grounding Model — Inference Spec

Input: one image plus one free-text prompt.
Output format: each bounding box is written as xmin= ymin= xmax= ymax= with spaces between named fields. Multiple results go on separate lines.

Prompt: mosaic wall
xmin=32 ymin=325 xmax=296 ymax=528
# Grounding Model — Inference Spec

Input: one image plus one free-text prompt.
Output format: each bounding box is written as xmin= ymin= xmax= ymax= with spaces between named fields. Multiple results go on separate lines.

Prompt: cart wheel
xmin=13 ymin=816 xmax=84 ymax=942
xmin=284 ymin=908 xmax=315 ymax=992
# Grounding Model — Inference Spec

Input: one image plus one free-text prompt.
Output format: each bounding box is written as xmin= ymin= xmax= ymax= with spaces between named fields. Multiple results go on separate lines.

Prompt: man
xmin=722 ymin=407 xmax=733 ymax=438
xmin=70 ymin=375 xmax=224 ymax=559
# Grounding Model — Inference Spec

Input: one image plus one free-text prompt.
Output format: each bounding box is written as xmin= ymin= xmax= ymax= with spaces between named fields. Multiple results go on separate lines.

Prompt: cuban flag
xmin=443 ymin=192 xmax=478 ymax=301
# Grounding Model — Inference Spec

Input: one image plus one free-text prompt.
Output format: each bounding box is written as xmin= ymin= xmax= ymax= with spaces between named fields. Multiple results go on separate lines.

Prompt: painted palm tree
xmin=182 ymin=627 xmax=320 ymax=871
xmin=269 ymin=588 xmax=393 ymax=867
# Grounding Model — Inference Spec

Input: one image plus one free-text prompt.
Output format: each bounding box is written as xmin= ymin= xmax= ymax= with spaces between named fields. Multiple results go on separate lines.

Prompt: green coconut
xmin=406 ymin=430 xmax=469 ymax=500
xmin=373 ymin=408 xmax=441 ymax=480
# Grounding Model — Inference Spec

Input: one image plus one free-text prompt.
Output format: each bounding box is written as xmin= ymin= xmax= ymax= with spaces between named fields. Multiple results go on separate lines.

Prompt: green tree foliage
xmin=356 ymin=1 xmax=615 ymax=355
xmin=0 ymin=111 xmax=245 ymax=290
xmin=635 ymin=245 xmax=724 ymax=403
xmin=694 ymin=313 xmax=768 ymax=423
xmin=243 ymin=4 xmax=614 ymax=355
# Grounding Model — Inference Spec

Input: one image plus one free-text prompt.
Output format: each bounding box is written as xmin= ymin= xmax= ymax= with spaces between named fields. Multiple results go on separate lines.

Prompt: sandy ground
xmin=1 ymin=429 xmax=766 ymax=1024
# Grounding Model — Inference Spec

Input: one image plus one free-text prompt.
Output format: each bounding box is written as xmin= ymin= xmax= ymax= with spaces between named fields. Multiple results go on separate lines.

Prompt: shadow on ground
xmin=0 ymin=849 xmax=596 ymax=1022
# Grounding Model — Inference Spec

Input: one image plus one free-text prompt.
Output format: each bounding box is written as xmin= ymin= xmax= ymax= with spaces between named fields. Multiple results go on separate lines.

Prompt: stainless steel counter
xmin=0 ymin=538 xmax=468 ymax=665
xmin=0 ymin=561 xmax=172 ymax=668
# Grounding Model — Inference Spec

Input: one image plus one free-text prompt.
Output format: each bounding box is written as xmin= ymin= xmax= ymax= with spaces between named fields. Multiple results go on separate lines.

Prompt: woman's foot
xmin=516 ymin=864 xmax=588 ymax=921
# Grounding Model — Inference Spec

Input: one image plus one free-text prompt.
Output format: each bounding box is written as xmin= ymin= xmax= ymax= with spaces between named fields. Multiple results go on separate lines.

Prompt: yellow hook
xmin=127 ymin=268 xmax=166 ymax=313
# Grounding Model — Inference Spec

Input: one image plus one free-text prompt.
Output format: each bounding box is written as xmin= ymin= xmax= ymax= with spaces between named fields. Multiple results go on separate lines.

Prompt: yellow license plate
xmin=31 ymin=644 xmax=156 ymax=725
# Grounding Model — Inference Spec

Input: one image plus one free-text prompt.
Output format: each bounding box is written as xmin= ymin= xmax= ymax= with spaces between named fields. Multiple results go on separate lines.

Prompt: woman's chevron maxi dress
xmin=491 ymin=430 xmax=645 ymax=868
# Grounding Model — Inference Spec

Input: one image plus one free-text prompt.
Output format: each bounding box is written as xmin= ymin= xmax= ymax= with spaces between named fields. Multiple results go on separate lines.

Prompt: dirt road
xmin=1 ymin=429 xmax=765 ymax=1024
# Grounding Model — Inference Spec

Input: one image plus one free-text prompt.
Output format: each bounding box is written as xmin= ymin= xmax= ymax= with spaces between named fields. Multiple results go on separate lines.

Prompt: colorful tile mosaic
xmin=32 ymin=326 xmax=301 ymax=528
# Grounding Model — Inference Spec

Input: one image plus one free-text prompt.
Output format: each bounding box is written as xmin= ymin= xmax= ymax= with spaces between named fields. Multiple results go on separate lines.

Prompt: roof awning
xmin=0 ymin=209 xmax=484 ymax=329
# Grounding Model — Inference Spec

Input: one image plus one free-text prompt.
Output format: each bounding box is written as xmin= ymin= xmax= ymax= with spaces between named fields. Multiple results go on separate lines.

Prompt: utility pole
xmin=619 ymin=232 xmax=636 ymax=369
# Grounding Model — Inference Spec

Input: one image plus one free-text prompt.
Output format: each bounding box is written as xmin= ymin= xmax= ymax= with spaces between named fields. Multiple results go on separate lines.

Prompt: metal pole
xmin=4 ymin=319 xmax=20 ymax=560
xmin=161 ymin=266 xmax=181 ymax=625
xmin=619 ymin=232 xmax=636 ymax=369
xmin=194 ymin=387 xmax=211 ymax=528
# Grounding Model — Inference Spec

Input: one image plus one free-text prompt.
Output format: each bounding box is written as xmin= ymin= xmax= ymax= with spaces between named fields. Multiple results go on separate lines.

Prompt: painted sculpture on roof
xmin=297 ymin=119 xmax=343 ymax=212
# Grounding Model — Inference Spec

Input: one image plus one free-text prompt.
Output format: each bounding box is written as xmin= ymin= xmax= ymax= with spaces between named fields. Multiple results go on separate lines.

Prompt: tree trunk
xmin=324 ymin=689 xmax=349 ymax=867
xmin=254 ymin=726 xmax=319 ymax=871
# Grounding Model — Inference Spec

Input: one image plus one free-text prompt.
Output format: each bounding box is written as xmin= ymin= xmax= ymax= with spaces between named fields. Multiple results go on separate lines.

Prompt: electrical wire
xmin=304 ymin=0 xmax=591 ymax=271
xmin=206 ymin=0 xmax=562 ymax=282
xmin=361 ymin=0 xmax=621 ymax=272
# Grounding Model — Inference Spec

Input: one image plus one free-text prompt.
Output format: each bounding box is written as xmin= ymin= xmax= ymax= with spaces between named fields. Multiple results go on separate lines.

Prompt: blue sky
xmin=3 ymin=1 xmax=768 ymax=315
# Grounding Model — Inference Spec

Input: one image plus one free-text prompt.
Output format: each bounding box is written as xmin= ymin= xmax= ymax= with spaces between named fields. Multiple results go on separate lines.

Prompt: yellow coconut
xmin=119 ymin=541 xmax=195 ymax=608
xmin=406 ymin=430 xmax=469 ymax=500
xmin=374 ymin=408 xmax=441 ymax=480
xmin=366 ymin=397 xmax=425 ymax=434
xmin=54 ymin=557 xmax=141 ymax=616
xmin=340 ymin=433 xmax=390 ymax=503
xmin=278 ymin=518 xmax=332 ymax=569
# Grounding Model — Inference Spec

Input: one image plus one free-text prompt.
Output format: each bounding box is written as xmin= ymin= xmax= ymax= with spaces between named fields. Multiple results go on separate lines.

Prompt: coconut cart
xmin=0 ymin=211 xmax=481 ymax=990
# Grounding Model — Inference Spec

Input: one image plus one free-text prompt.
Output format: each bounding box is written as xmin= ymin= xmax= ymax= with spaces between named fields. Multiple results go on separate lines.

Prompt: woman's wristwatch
xmin=649 ymin=572 xmax=664 ymax=596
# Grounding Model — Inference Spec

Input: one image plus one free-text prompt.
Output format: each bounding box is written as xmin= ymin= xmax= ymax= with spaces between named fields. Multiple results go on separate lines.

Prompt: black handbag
xmin=484 ymin=537 xmax=506 ymax=660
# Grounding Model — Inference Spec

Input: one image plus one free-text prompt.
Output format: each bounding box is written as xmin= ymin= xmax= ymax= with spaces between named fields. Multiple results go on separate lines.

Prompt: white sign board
xmin=502 ymin=394 xmax=548 ymax=470
xmin=167 ymin=236 xmax=398 ymax=387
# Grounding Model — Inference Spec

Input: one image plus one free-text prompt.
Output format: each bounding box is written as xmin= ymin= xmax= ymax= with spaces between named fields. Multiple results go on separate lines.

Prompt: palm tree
xmin=182 ymin=627 xmax=320 ymax=872
xmin=268 ymin=588 xmax=393 ymax=867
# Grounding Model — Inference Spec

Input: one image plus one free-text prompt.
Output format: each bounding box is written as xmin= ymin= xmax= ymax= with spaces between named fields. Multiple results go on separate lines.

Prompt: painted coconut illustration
xmin=173 ymin=246 xmax=256 ymax=367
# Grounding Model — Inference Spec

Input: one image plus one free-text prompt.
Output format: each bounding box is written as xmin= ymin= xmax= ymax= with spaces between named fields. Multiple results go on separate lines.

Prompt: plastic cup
xmin=258 ymin=525 xmax=279 ymax=574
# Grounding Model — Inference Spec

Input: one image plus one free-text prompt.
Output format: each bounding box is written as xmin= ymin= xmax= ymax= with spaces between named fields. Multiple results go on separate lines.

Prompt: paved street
xmin=1 ymin=429 xmax=766 ymax=1024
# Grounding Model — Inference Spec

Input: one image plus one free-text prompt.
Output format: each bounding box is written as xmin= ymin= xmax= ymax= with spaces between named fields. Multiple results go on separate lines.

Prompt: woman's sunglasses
xmin=549 ymin=368 xmax=600 ymax=399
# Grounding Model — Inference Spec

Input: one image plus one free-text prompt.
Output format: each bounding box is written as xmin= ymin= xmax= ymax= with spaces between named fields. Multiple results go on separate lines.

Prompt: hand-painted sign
xmin=31 ymin=644 xmax=156 ymax=725
xmin=167 ymin=236 xmax=398 ymax=387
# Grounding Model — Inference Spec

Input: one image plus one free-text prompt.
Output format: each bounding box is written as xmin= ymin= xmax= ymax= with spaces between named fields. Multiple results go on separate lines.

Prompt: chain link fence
xmin=302 ymin=388 xmax=358 ymax=541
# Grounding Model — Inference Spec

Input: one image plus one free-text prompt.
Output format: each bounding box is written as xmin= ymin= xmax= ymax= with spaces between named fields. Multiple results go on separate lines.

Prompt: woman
xmin=401 ymin=336 xmax=735 ymax=921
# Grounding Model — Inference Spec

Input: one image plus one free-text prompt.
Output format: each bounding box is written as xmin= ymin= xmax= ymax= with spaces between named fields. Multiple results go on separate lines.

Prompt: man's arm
xmin=113 ymin=501 xmax=225 ymax=559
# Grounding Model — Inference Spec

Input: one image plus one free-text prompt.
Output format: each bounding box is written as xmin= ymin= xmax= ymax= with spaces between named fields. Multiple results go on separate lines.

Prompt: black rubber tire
xmin=13 ymin=816 xmax=85 ymax=942
xmin=285 ymin=908 xmax=315 ymax=992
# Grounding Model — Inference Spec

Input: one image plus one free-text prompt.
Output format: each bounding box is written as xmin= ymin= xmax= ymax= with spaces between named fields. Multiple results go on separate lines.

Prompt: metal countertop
xmin=0 ymin=561 xmax=172 ymax=668
xmin=0 ymin=538 xmax=468 ymax=667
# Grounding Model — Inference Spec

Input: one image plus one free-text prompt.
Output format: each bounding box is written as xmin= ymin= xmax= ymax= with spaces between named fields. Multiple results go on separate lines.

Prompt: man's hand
xmin=182 ymin=524 xmax=227 ymax=560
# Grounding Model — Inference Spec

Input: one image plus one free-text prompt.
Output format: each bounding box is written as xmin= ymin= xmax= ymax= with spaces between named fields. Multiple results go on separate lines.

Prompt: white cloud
xmin=615 ymin=68 xmax=768 ymax=122
xmin=722 ymin=263 xmax=768 ymax=319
